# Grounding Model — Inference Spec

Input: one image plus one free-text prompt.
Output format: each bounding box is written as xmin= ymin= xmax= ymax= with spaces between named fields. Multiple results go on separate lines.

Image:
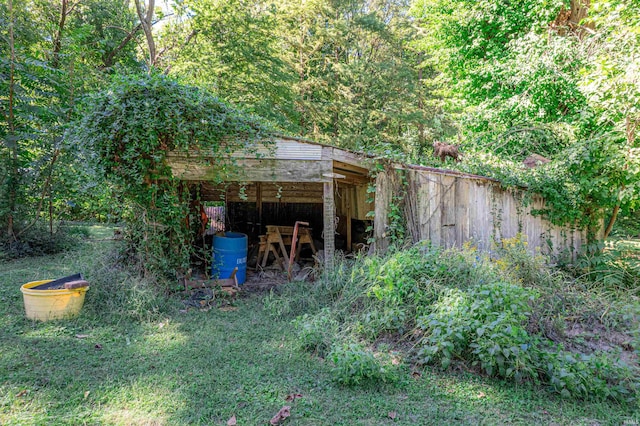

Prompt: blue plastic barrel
xmin=212 ymin=232 xmax=248 ymax=284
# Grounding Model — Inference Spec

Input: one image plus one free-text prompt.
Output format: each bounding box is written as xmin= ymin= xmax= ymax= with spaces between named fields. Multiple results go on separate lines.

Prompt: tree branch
xmin=102 ymin=23 xmax=143 ymax=68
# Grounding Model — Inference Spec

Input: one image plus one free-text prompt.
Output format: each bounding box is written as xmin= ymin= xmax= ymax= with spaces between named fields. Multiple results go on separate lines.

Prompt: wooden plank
xmin=501 ymin=189 xmax=517 ymax=241
xmin=346 ymin=190 xmax=352 ymax=251
xmin=428 ymin=174 xmax=442 ymax=246
xmin=256 ymin=182 xmax=263 ymax=232
xmin=322 ymin=146 xmax=334 ymax=161
xmin=323 ymin=181 xmax=336 ymax=268
xmin=331 ymin=167 xmax=371 ymax=185
xmin=455 ymin=178 xmax=470 ymax=248
xmin=331 ymin=149 xmax=370 ymax=169
xmin=403 ymin=170 xmax=421 ymax=243
xmin=417 ymin=172 xmax=430 ymax=242
xmin=168 ymin=158 xmax=332 ymax=183
xmin=170 ymin=138 xmax=324 ymax=160
xmin=353 ymin=184 xmax=374 ymax=221
xmin=373 ymin=171 xmax=391 ymax=253
xmin=441 ymin=175 xmax=456 ymax=248
xmin=469 ymin=181 xmax=482 ymax=248
xmin=202 ymin=182 xmax=324 ymax=203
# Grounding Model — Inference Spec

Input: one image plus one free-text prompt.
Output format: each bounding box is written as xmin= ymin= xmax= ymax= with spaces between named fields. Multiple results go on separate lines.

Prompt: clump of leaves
xmin=291 ymin=238 xmax=639 ymax=400
xmin=329 ymin=341 xmax=402 ymax=387
xmin=294 ymin=308 xmax=340 ymax=357
xmin=417 ymin=281 xmax=538 ymax=380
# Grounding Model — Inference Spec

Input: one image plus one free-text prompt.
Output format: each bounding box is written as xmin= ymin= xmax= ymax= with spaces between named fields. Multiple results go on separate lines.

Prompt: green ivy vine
xmin=71 ymin=73 xmax=273 ymax=284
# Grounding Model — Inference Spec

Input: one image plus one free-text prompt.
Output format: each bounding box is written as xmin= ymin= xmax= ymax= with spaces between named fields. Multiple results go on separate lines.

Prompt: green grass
xmin=1 ymin=229 xmax=639 ymax=425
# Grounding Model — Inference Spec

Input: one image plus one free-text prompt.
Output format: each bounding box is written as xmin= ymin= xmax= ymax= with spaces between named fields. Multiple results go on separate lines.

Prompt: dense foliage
xmin=71 ymin=73 xmax=271 ymax=280
xmin=3 ymin=0 xmax=638 ymax=253
xmin=412 ymin=0 xmax=640 ymax=235
xmin=266 ymin=238 xmax=640 ymax=400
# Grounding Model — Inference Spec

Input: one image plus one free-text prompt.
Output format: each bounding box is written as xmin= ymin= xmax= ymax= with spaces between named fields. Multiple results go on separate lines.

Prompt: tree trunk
xmin=134 ymin=0 xmax=157 ymax=69
xmin=51 ymin=0 xmax=68 ymax=68
xmin=102 ymin=23 xmax=142 ymax=69
xmin=602 ymin=116 xmax=638 ymax=240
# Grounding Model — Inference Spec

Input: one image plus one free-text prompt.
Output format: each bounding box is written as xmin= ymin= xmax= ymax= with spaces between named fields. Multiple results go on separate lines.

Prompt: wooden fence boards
xmin=376 ymin=167 xmax=586 ymax=258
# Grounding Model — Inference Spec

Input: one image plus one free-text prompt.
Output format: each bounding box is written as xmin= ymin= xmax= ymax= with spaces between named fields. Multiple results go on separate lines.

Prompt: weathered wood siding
xmin=374 ymin=167 xmax=586 ymax=257
xmin=201 ymin=182 xmax=324 ymax=204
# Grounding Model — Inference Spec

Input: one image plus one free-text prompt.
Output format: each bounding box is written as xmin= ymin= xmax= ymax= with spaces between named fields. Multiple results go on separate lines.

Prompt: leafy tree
xmin=412 ymin=0 xmax=640 ymax=238
xmin=1 ymin=0 xmax=143 ymax=249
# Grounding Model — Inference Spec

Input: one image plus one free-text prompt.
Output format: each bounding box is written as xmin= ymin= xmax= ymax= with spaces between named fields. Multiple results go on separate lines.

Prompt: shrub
xmin=280 ymin=241 xmax=639 ymax=400
xmin=417 ymin=281 xmax=538 ymax=379
xmin=294 ymin=309 xmax=340 ymax=356
xmin=539 ymin=347 xmax=640 ymax=401
xmin=0 ymin=223 xmax=81 ymax=259
xmin=329 ymin=342 xmax=401 ymax=386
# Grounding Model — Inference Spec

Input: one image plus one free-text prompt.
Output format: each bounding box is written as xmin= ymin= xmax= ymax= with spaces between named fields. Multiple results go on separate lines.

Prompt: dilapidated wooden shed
xmin=166 ymin=136 xmax=588 ymax=267
xmin=167 ymin=136 xmax=374 ymax=266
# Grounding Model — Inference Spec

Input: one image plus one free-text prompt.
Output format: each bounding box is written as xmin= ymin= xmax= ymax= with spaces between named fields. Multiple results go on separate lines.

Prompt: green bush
xmin=294 ymin=309 xmax=340 ymax=356
xmin=539 ymin=347 xmax=639 ymax=402
xmin=280 ymin=240 xmax=638 ymax=400
xmin=417 ymin=282 xmax=538 ymax=380
xmin=0 ymin=224 xmax=81 ymax=259
xmin=574 ymin=241 xmax=640 ymax=290
xmin=329 ymin=342 xmax=401 ymax=387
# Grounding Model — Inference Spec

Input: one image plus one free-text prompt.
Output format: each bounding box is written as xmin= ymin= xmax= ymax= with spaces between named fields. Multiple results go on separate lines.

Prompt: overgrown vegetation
xmin=70 ymin=73 xmax=272 ymax=283
xmin=412 ymin=0 xmax=640 ymax=236
xmin=266 ymin=237 xmax=640 ymax=401
xmin=3 ymin=230 xmax=639 ymax=424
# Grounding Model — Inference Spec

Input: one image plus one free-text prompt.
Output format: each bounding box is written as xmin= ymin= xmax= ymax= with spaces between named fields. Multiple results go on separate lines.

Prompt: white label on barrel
xmin=237 ymin=257 xmax=247 ymax=265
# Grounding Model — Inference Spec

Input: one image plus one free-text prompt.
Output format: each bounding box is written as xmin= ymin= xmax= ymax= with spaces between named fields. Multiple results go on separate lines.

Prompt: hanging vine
xmin=72 ymin=73 xmax=273 ymax=284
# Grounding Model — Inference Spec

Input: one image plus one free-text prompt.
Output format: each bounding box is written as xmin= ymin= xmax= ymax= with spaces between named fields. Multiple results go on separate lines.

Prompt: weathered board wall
xmin=200 ymin=182 xmax=324 ymax=204
xmin=335 ymin=184 xmax=373 ymax=222
xmin=374 ymin=166 xmax=586 ymax=257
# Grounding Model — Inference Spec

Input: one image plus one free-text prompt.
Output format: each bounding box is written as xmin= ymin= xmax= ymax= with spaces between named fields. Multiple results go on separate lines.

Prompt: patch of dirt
xmin=241 ymin=268 xmax=289 ymax=294
xmin=562 ymin=321 xmax=638 ymax=367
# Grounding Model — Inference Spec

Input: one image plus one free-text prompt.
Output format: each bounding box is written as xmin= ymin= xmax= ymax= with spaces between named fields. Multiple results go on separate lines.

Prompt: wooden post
xmin=256 ymin=182 xmax=262 ymax=234
xmin=346 ymin=188 xmax=352 ymax=251
xmin=441 ymin=176 xmax=456 ymax=248
xmin=373 ymin=171 xmax=391 ymax=253
xmin=323 ymin=180 xmax=335 ymax=268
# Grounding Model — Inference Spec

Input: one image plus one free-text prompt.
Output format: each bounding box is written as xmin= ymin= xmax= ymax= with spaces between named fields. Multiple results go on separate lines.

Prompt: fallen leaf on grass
xmin=227 ymin=415 xmax=237 ymax=425
xmin=388 ymin=411 xmax=397 ymax=420
xmin=84 ymin=391 xmax=90 ymax=399
xmin=270 ymin=405 xmax=291 ymax=425
xmin=477 ymin=392 xmax=486 ymax=398
xmin=75 ymin=334 xmax=89 ymax=339
xmin=284 ymin=393 xmax=303 ymax=402
xmin=16 ymin=390 xmax=28 ymax=397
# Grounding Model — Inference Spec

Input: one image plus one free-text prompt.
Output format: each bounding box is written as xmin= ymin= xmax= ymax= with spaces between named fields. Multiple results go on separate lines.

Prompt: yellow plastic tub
xmin=20 ymin=280 xmax=89 ymax=321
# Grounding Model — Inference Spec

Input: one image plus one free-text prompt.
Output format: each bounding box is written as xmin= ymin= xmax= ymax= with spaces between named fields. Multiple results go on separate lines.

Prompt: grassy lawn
xmin=1 ymin=228 xmax=639 ymax=425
